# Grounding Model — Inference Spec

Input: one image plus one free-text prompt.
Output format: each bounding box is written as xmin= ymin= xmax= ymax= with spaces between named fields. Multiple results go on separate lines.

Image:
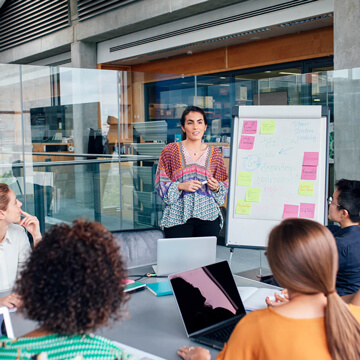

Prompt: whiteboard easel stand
xmin=225 ymin=105 xmax=330 ymax=280
xmin=227 ymin=244 xmax=271 ymax=280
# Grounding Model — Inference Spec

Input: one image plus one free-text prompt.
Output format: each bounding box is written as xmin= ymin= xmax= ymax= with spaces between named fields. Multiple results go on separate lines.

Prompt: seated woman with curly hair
xmin=1 ymin=219 xmax=135 ymax=360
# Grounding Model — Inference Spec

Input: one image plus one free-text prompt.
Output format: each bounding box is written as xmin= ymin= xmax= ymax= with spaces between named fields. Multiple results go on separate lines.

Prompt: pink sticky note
xmin=122 ymin=279 xmax=135 ymax=285
xmin=303 ymin=152 xmax=319 ymax=166
xmin=239 ymin=135 xmax=255 ymax=150
xmin=301 ymin=165 xmax=317 ymax=180
xmin=242 ymin=121 xmax=257 ymax=134
xmin=283 ymin=204 xmax=299 ymax=219
xmin=299 ymin=203 xmax=315 ymax=219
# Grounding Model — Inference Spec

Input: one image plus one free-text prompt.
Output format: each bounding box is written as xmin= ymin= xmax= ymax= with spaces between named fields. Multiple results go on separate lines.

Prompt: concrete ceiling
xmin=104 ymin=12 xmax=333 ymax=66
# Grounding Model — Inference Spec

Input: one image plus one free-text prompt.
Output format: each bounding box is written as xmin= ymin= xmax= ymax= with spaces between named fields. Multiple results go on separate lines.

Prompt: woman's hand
xmin=178 ymin=180 xmax=203 ymax=192
xmin=207 ymin=177 xmax=220 ymax=193
xmin=19 ymin=209 xmax=42 ymax=246
xmin=177 ymin=346 xmax=211 ymax=360
xmin=266 ymin=289 xmax=289 ymax=307
xmin=0 ymin=293 xmax=22 ymax=309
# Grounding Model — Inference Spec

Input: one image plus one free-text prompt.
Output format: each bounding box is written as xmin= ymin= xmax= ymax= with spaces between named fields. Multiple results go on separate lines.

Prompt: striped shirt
xmin=0 ymin=334 xmax=136 ymax=360
xmin=155 ymin=142 xmax=228 ymax=229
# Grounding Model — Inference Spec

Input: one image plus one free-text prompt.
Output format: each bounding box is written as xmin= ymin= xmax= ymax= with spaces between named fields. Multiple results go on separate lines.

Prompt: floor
xmin=216 ymin=245 xmax=271 ymax=281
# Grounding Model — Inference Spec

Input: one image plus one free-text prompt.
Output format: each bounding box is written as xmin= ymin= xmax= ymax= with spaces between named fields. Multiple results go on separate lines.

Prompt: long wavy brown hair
xmin=16 ymin=219 xmax=128 ymax=335
xmin=267 ymin=218 xmax=360 ymax=360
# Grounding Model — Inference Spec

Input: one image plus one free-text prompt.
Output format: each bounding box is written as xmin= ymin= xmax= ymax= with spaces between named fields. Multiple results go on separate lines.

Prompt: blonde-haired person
xmin=178 ymin=219 xmax=360 ymax=360
xmin=0 ymin=183 xmax=42 ymax=309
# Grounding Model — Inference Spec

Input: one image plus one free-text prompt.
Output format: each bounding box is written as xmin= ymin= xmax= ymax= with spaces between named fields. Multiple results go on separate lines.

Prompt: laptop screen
xmin=169 ymin=261 xmax=246 ymax=335
xmin=156 ymin=236 xmax=217 ymax=276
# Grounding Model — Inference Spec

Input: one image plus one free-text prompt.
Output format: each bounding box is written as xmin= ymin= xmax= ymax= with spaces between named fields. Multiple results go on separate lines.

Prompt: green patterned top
xmin=0 ymin=334 xmax=137 ymax=360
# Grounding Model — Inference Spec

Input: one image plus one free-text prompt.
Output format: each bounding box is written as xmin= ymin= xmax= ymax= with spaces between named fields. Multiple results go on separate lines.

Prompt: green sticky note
xmin=260 ymin=120 xmax=275 ymax=134
xmin=235 ymin=200 xmax=251 ymax=215
xmin=245 ymin=187 xmax=261 ymax=202
xmin=298 ymin=181 xmax=314 ymax=196
xmin=237 ymin=172 xmax=253 ymax=186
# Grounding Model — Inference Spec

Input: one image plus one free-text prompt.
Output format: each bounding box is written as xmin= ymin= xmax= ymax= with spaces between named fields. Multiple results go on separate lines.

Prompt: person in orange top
xmin=177 ymin=219 xmax=360 ymax=360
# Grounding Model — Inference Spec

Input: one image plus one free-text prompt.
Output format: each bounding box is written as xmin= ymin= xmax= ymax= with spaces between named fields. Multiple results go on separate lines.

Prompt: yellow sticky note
xmin=237 ymin=172 xmax=253 ymax=186
xmin=236 ymin=200 xmax=251 ymax=215
xmin=260 ymin=120 xmax=275 ymax=134
xmin=298 ymin=181 xmax=314 ymax=196
xmin=245 ymin=187 xmax=261 ymax=202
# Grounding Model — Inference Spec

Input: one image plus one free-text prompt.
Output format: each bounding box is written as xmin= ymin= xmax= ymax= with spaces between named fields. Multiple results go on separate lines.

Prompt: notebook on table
xmin=169 ymin=260 xmax=246 ymax=350
xmin=152 ymin=236 xmax=217 ymax=276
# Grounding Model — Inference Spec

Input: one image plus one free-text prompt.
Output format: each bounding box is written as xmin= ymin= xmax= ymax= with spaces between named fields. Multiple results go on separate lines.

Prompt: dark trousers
xmin=164 ymin=217 xmax=220 ymax=238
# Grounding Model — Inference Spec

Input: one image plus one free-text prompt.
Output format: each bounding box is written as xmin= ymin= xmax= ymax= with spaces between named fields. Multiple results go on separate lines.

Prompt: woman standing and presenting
xmin=155 ymin=106 xmax=228 ymax=238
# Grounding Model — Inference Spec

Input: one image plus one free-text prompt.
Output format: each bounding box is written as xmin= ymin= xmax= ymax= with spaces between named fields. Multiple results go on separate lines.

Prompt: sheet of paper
xmin=237 ymin=171 xmax=253 ymax=186
xmin=298 ymin=181 xmax=314 ymax=196
xmin=113 ymin=341 xmax=166 ymax=360
xmin=237 ymin=287 xmax=283 ymax=311
xmin=301 ymin=165 xmax=317 ymax=180
xmin=282 ymin=204 xmax=299 ymax=219
xmin=245 ymin=187 xmax=261 ymax=202
xmin=303 ymin=152 xmax=319 ymax=166
xmin=235 ymin=200 xmax=251 ymax=215
xmin=260 ymin=120 xmax=275 ymax=134
xmin=237 ymin=287 xmax=258 ymax=301
xmin=242 ymin=120 xmax=257 ymax=134
xmin=239 ymin=135 xmax=255 ymax=150
xmin=299 ymin=203 xmax=315 ymax=218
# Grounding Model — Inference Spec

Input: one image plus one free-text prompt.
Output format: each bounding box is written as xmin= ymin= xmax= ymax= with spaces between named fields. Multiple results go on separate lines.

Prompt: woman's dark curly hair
xmin=15 ymin=219 xmax=128 ymax=335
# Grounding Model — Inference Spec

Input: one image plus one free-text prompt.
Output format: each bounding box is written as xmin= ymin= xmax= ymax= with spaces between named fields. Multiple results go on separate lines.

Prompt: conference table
xmin=5 ymin=264 xmax=280 ymax=360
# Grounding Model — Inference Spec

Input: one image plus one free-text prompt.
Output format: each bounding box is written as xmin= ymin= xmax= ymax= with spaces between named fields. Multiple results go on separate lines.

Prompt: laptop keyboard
xmin=203 ymin=322 xmax=237 ymax=343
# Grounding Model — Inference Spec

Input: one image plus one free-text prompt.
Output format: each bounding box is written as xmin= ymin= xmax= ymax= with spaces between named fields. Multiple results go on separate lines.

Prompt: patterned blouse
xmin=155 ymin=142 xmax=229 ymax=229
xmin=0 ymin=334 xmax=137 ymax=360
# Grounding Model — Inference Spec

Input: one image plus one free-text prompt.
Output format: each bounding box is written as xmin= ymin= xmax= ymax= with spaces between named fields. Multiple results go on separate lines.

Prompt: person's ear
xmin=181 ymin=125 xmax=185 ymax=133
xmin=0 ymin=210 xmax=5 ymax=220
xmin=341 ymin=209 xmax=350 ymax=220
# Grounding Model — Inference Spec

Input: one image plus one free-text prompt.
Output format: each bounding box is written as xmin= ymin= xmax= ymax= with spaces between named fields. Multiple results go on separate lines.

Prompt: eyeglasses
xmin=327 ymin=196 xmax=348 ymax=212
xmin=327 ymin=196 xmax=340 ymax=207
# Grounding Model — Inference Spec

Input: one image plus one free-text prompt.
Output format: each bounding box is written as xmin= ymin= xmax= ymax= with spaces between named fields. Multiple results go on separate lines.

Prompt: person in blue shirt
xmin=327 ymin=179 xmax=360 ymax=296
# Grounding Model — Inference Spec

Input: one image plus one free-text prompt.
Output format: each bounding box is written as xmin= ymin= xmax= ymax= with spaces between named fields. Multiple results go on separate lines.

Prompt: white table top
xmin=3 ymin=265 xmax=280 ymax=360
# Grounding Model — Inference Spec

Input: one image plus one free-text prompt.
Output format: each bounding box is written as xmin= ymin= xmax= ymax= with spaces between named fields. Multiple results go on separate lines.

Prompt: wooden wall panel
xmin=131 ymin=48 xmax=227 ymax=75
xmin=97 ymin=64 xmax=131 ymax=71
xmin=227 ymin=27 xmax=333 ymax=70
xmin=129 ymin=27 xmax=333 ymax=75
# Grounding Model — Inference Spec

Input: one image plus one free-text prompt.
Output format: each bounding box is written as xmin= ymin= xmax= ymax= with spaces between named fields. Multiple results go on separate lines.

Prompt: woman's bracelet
xmin=215 ymin=184 xmax=220 ymax=193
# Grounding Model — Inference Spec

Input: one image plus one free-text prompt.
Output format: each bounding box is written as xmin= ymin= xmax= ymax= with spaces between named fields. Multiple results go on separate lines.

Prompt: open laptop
xmin=0 ymin=306 xmax=15 ymax=339
xmin=153 ymin=236 xmax=217 ymax=276
xmin=169 ymin=260 xmax=246 ymax=350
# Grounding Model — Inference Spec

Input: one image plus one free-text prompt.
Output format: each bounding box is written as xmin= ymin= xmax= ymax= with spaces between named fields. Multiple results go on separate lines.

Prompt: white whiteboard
xmin=226 ymin=106 xmax=328 ymax=248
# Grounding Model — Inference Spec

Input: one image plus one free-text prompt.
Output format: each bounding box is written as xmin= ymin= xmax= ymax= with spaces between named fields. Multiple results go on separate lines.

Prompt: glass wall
xmin=0 ymin=63 xmax=358 ymax=243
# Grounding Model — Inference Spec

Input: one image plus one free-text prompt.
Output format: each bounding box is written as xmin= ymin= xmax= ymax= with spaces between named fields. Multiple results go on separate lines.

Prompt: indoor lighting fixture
xmin=118 ymin=55 xmax=142 ymax=62
xmin=203 ymin=27 xmax=271 ymax=44
xmin=148 ymin=43 xmax=197 ymax=56
xmin=279 ymin=13 xmax=333 ymax=27
xmin=278 ymin=71 xmax=301 ymax=75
